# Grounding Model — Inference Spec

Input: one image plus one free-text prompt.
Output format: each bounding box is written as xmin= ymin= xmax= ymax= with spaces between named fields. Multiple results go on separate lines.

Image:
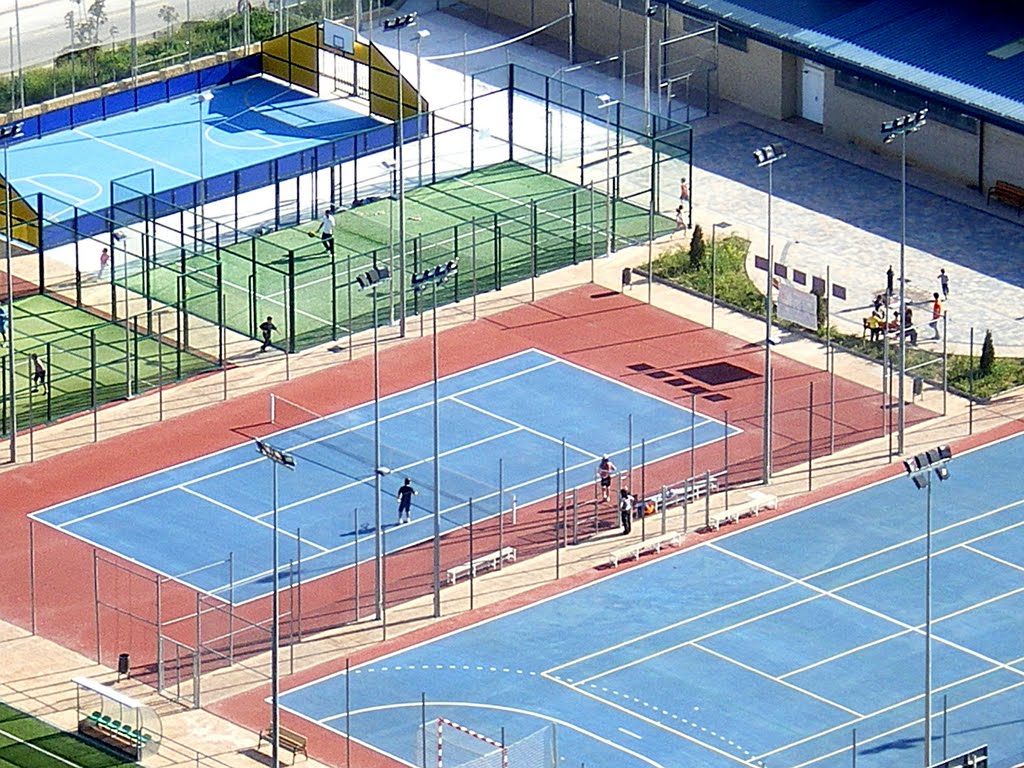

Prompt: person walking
xmin=929 ymin=292 xmax=943 ymax=340
xmin=618 ymin=487 xmax=634 ymax=536
xmin=674 ymin=205 xmax=687 ymax=235
xmin=97 ymin=247 xmax=111 ymax=279
xmin=259 ymin=316 xmax=277 ymax=352
xmin=396 ymin=478 xmax=417 ymax=524
xmin=0 ymin=305 xmax=7 ymax=345
xmin=679 ymin=178 xmax=689 ymax=204
xmin=597 ymin=456 xmax=616 ymax=503
xmin=30 ymin=353 xmax=47 ymax=393
xmin=316 ymin=206 xmax=336 ymax=257
xmin=938 ymin=268 xmax=950 ymax=299
xmin=886 ymin=265 xmax=894 ymax=298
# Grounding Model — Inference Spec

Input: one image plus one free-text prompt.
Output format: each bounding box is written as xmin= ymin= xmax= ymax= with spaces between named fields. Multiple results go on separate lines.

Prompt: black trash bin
xmin=621 ymin=267 xmax=632 ymax=289
xmin=117 ymin=653 xmax=130 ymax=680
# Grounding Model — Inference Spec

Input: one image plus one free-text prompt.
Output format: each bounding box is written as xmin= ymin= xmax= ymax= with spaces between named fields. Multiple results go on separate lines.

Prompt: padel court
xmin=3 ymin=77 xmax=379 ymax=222
xmin=31 ymin=349 xmax=736 ymax=604
xmin=278 ymin=432 xmax=1024 ymax=768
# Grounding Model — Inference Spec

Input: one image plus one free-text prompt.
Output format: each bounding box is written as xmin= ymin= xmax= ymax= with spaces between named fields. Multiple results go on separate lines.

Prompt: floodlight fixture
xmin=0 ymin=122 xmax=24 ymax=140
xmin=881 ymin=108 xmax=927 ymax=143
xmin=383 ymin=12 xmax=416 ymax=31
xmin=753 ymin=143 xmax=786 ymax=167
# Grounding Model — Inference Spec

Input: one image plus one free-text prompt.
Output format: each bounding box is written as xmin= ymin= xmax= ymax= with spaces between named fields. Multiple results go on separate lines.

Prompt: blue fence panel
xmin=103 ymin=89 xmax=136 ymax=119
xmin=207 ymin=172 xmax=234 ymax=199
xmin=14 ymin=116 xmax=41 ymax=141
xmin=136 ymin=81 xmax=169 ymax=110
xmin=71 ymin=97 xmax=104 ymax=126
xmin=39 ymin=107 xmax=71 ymax=136
xmin=237 ymin=161 xmax=273 ymax=193
xmin=168 ymin=71 xmax=200 ymax=98
xmin=276 ymin=153 xmax=301 ymax=180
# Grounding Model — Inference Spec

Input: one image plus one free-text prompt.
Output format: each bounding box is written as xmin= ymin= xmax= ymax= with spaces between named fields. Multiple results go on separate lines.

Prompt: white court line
xmin=451 ymin=395 xmax=599 ymax=459
xmin=780 ymin=628 xmax=914 ymax=679
xmin=181 ymin=487 xmax=329 ymax=553
xmin=0 ymin=727 xmax=83 ymax=768
xmin=74 ymin=127 xmax=199 ymax=181
xmin=693 ymin=641 xmax=862 ymax=717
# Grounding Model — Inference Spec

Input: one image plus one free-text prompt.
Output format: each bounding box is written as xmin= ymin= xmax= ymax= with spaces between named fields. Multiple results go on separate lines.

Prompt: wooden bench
xmin=705 ymin=492 xmax=778 ymax=532
xmin=608 ymin=530 xmax=682 ymax=567
xmin=987 ymin=180 xmax=1024 ymax=216
xmin=446 ymin=546 xmax=517 ymax=584
xmin=258 ymin=724 xmax=308 ymax=763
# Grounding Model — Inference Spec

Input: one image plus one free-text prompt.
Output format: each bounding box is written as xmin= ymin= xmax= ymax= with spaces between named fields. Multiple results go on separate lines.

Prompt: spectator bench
xmin=446 ymin=547 xmax=517 ymax=585
xmin=705 ymin=492 xmax=778 ymax=532
xmin=608 ymin=530 xmax=683 ymax=567
xmin=258 ymin=724 xmax=308 ymax=763
xmin=987 ymin=180 xmax=1024 ymax=216
xmin=80 ymin=711 xmax=151 ymax=755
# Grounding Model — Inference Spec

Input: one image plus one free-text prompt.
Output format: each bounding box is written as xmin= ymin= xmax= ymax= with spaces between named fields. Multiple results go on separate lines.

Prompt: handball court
xmin=0 ymin=284 xmax=934 ymax=765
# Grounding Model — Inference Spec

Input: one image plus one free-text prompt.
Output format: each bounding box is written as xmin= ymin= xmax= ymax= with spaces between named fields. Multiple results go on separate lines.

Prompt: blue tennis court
xmin=278 ymin=431 xmax=1024 ymax=768
xmin=31 ymin=350 xmax=735 ymax=604
xmin=5 ymin=76 xmax=379 ymax=223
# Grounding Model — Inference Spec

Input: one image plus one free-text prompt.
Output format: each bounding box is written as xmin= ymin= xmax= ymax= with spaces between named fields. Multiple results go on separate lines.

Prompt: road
xmin=1 ymin=0 xmax=239 ymax=72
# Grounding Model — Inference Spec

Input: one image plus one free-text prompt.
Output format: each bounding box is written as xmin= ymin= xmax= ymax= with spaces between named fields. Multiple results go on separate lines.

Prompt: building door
xmin=801 ymin=61 xmax=824 ymax=123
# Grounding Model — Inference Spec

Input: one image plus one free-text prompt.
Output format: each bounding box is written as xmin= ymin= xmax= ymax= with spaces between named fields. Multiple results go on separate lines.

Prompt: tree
xmin=688 ymin=224 xmax=705 ymax=271
xmin=980 ymin=330 xmax=995 ymax=376
xmin=159 ymin=5 xmax=180 ymax=36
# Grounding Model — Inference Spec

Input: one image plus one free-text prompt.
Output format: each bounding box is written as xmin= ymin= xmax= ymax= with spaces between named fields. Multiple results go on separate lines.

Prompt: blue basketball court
xmin=4 ymin=76 xmax=379 ymax=224
xmin=278 ymin=431 xmax=1024 ymax=768
xmin=31 ymin=350 xmax=736 ymax=604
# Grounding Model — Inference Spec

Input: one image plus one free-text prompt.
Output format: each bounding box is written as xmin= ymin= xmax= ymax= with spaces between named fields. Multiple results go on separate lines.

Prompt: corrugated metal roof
xmin=674 ymin=0 xmax=1024 ymax=126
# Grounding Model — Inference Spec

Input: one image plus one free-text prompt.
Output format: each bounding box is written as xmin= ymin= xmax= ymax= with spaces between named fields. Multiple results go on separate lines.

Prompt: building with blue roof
xmin=462 ymin=0 xmax=1024 ymax=192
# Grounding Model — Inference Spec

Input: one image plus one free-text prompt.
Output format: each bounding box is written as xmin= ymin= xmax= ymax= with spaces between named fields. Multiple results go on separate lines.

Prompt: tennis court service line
xmin=74 ymin=127 xmax=199 ymax=182
xmin=179 ymin=486 xmax=329 ymax=553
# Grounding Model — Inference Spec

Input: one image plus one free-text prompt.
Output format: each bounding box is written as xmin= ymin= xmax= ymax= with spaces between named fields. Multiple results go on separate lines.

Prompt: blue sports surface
xmin=32 ymin=350 xmax=735 ymax=604
xmin=279 ymin=431 xmax=1024 ymax=768
xmin=5 ymin=77 xmax=378 ymax=222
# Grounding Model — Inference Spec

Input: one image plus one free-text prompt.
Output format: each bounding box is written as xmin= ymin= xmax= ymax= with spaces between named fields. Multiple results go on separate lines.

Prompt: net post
xmin=28 ymin=518 xmax=36 ymax=634
xmin=530 ymin=202 xmax=537 ymax=302
xmin=156 ymin=576 xmax=163 ymax=692
xmin=808 ymin=381 xmax=814 ymax=491
xmin=157 ymin=313 xmax=164 ymax=421
xmin=193 ymin=591 xmax=201 ymax=709
xmin=90 ymin=329 xmax=98 ymax=442
xmin=228 ymin=551 xmax=235 ymax=664
xmin=554 ymin=469 xmax=561 ymax=580
xmin=640 ymin=439 xmax=647 ymax=541
xmin=296 ymin=526 xmax=302 ymax=642
xmin=92 ymin=548 xmax=101 ymax=662
xmin=690 ymin=393 xmax=697 ymax=478
xmin=469 ymin=498 xmax=475 ymax=611
xmin=354 ymin=508 xmax=360 ymax=622
xmin=270 ymin=393 xmax=276 ymax=425
xmin=704 ymin=471 xmax=712 ymax=528
xmin=723 ymin=410 xmax=731 ymax=508
xmin=497 ymin=459 xmax=504 ymax=569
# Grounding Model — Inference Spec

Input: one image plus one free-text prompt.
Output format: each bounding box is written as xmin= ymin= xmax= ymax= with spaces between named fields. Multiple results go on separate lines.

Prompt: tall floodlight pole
xmin=414 ymin=29 xmax=430 ymax=188
xmin=196 ymin=91 xmax=213 ymax=244
xmin=383 ymin=12 xmax=417 ymax=338
xmin=382 ymin=160 xmax=397 ymax=325
xmin=14 ymin=0 xmax=25 ymax=111
xmin=643 ymin=4 xmax=656 ymax=133
xmin=753 ymin=143 xmax=786 ymax=484
xmin=596 ymin=95 xmax=619 ymax=258
xmin=903 ymin=444 xmax=951 ymax=768
xmin=881 ymin=109 xmax=927 ymax=457
xmin=2 ymin=122 xmax=24 ymax=463
xmin=412 ymin=258 xmax=458 ymax=618
xmin=254 ymin=440 xmax=297 ymax=768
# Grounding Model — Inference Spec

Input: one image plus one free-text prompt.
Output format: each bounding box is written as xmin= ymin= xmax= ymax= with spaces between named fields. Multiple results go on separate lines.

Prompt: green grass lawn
xmin=0 ymin=703 xmax=134 ymax=768
xmin=127 ymin=161 xmax=670 ymax=350
xmin=2 ymin=294 xmax=214 ymax=433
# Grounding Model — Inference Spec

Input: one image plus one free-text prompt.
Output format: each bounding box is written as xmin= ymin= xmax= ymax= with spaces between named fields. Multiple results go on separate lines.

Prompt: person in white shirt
xmin=317 ymin=206 xmax=336 ymax=256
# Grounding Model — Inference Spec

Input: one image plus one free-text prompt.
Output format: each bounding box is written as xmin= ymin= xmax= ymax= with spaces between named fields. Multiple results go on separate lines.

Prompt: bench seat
xmin=608 ymin=530 xmax=682 ymax=567
xmin=705 ymin=492 xmax=778 ymax=532
xmin=447 ymin=547 xmax=517 ymax=585
xmin=258 ymin=724 xmax=308 ymax=763
xmin=987 ymin=180 xmax=1024 ymax=216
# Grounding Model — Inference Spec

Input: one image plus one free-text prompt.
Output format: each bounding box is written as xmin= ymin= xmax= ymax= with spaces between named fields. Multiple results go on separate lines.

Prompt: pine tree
xmin=980 ymin=330 xmax=995 ymax=376
xmin=688 ymin=224 xmax=705 ymax=271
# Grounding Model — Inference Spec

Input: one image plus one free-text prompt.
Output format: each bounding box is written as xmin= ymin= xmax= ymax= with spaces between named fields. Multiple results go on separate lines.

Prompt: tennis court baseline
xmin=31 ymin=350 xmax=736 ymax=605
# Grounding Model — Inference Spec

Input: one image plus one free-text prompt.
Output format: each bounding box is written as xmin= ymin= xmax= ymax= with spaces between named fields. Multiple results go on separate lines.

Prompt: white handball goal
xmin=413 ymin=717 xmax=558 ymax=768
